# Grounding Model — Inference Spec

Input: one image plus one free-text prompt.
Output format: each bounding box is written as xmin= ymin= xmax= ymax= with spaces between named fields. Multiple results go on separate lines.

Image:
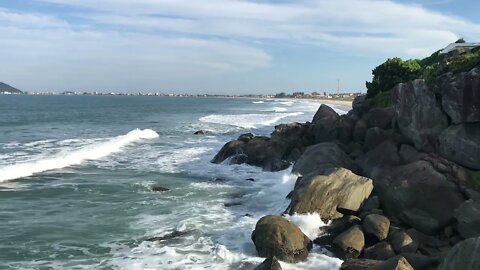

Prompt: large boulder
xmin=353 ymin=119 xmax=368 ymax=142
xmin=356 ymin=140 xmax=401 ymax=177
xmin=392 ymin=79 xmax=448 ymax=152
xmin=254 ymin=257 xmax=282 ymax=270
xmin=439 ymin=68 xmax=480 ymax=124
xmin=287 ymin=167 xmax=374 ymax=220
xmin=363 ymin=242 xmax=396 ymax=260
xmin=364 ymin=107 xmax=395 ymax=129
xmin=454 ymin=199 xmax=480 ymax=239
xmin=438 ymin=123 xmax=480 ymax=170
xmin=243 ymin=136 xmax=290 ymax=171
xmin=370 ymin=256 xmax=413 ymax=270
xmin=292 ymin=142 xmax=358 ymax=176
xmin=352 ymin=95 xmax=368 ymax=117
xmin=251 ymin=215 xmax=312 ymax=263
xmin=211 ymin=140 xmax=246 ymax=164
xmin=389 ymin=230 xmax=418 ymax=253
xmin=438 ymin=237 xmax=480 ymax=270
xmin=333 ymin=225 xmax=365 ymax=259
xmin=271 ymin=122 xmax=310 ymax=148
xmin=372 ymin=160 xmax=465 ymax=230
xmin=400 ymin=208 xmax=441 ymax=235
xmin=312 ymin=104 xmax=339 ymax=124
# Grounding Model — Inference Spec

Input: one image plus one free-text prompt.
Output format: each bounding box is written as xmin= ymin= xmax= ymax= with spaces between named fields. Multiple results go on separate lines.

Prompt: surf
xmin=0 ymin=129 xmax=159 ymax=182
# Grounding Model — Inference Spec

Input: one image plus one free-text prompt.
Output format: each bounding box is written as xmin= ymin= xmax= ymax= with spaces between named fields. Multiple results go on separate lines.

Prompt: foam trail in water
xmin=0 ymin=129 xmax=159 ymax=182
xmin=199 ymin=112 xmax=303 ymax=129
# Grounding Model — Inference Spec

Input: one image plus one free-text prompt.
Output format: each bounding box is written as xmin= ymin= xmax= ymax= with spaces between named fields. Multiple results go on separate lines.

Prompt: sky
xmin=0 ymin=0 xmax=479 ymax=94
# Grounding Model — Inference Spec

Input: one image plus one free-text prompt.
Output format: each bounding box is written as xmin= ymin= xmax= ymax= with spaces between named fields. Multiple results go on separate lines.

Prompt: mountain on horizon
xmin=0 ymin=82 xmax=23 ymax=94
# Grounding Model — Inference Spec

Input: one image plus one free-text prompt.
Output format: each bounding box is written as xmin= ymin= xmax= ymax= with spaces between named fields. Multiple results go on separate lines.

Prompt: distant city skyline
xmin=1 ymin=0 xmax=479 ymax=94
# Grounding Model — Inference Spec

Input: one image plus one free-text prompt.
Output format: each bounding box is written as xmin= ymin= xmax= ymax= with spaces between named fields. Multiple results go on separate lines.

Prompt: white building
xmin=441 ymin=42 xmax=480 ymax=54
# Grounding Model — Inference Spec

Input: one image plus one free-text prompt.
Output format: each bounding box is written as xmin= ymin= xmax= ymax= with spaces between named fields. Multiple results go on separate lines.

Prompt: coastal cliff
xmin=213 ymin=46 xmax=480 ymax=269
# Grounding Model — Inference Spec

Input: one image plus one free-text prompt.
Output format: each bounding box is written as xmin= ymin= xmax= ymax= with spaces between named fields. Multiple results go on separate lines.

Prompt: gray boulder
xmin=389 ymin=230 xmax=418 ymax=253
xmin=407 ymin=229 xmax=450 ymax=256
xmin=333 ymin=225 xmax=365 ymax=259
xmin=438 ymin=237 xmax=480 ymax=270
xmin=392 ymin=79 xmax=448 ymax=152
xmin=292 ymin=142 xmax=358 ymax=176
xmin=398 ymin=144 xmax=427 ymax=164
xmin=372 ymin=160 xmax=465 ymax=230
xmin=211 ymin=140 xmax=246 ymax=164
xmin=356 ymin=140 xmax=401 ymax=177
xmin=439 ymin=68 xmax=480 ymax=124
xmin=400 ymin=208 xmax=441 ymax=235
xmin=353 ymin=119 xmax=368 ymax=142
xmin=352 ymin=95 xmax=368 ymax=117
xmin=251 ymin=215 xmax=312 ymax=263
xmin=341 ymin=259 xmax=381 ymax=270
xmin=365 ymin=107 xmax=395 ymax=129
xmin=287 ymin=167 xmax=373 ymax=220
xmin=312 ymin=104 xmax=339 ymax=124
xmin=363 ymin=214 xmax=390 ymax=241
xmin=454 ymin=199 xmax=480 ymax=239
xmin=438 ymin=123 xmax=480 ymax=170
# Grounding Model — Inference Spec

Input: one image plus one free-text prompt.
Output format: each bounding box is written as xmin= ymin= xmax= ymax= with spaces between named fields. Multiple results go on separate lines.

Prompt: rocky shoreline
xmin=212 ymin=67 xmax=479 ymax=269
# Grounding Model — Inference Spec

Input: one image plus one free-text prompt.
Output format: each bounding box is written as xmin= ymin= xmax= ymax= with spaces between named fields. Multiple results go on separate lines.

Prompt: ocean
xmin=0 ymin=95 xmax=350 ymax=269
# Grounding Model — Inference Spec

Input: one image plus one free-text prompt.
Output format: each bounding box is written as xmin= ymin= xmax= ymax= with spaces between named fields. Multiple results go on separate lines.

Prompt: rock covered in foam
xmin=251 ymin=215 xmax=312 ymax=263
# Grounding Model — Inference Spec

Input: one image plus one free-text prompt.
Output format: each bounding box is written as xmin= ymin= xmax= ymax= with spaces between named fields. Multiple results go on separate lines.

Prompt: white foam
xmin=262 ymin=107 xmax=288 ymax=112
xmin=0 ymin=129 xmax=159 ymax=182
xmin=285 ymin=213 xmax=327 ymax=240
xmin=199 ymin=112 xmax=303 ymax=129
xmin=252 ymin=101 xmax=264 ymax=104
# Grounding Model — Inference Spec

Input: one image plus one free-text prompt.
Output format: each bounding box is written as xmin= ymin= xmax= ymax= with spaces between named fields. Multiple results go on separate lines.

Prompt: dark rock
xmin=333 ymin=225 xmax=365 ymax=259
xmin=407 ymin=229 xmax=450 ymax=256
xmin=353 ymin=119 xmax=368 ymax=142
xmin=193 ymin=130 xmax=207 ymax=135
xmin=398 ymin=144 xmax=427 ymax=164
xmin=372 ymin=160 xmax=465 ymax=230
xmin=359 ymin=209 xmax=384 ymax=220
xmin=341 ymin=258 xmax=381 ymax=270
xmin=370 ymin=256 xmax=413 ymax=270
xmin=251 ymin=215 xmax=312 ymax=263
xmin=392 ymin=79 xmax=449 ymax=152
xmin=356 ymin=140 xmax=401 ymax=177
xmin=271 ymin=122 xmax=309 ymax=147
xmin=352 ymin=95 xmax=369 ymax=117
xmin=364 ymin=241 xmax=396 ymax=260
xmin=224 ymin=202 xmax=242 ymax=207
xmin=365 ymin=107 xmax=395 ymax=129
xmin=454 ymin=199 xmax=480 ymax=239
xmin=243 ymin=136 xmax=289 ymax=171
xmin=363 ymin=214 xmax=390 ymax=241
xmin=363 ymin=127 xmax=389 ymax=150
xmin=312 ymin=104 xmax=340 ymax=124
xmin=389 ymin=230 xmax=418 ymax=253
xmin=438 ymin=123 xmax=480 ymax=170
xmin=211 ymin=140 xmax=246 ymax=164
xmin=438 ymin=237 xmax=480 ymax=270
xmin=361 ymin=196 xmax=380 ymax=213
xmin=286 ymin=167 xmax=373 ymax=220
xmin=400 ymin=208 xmax=441 ymax=235
xmin=439 ymin=68 xmax=480 ymax=124
xmin=292 ymin=142 xmax=358 ymax=176
xmin=228 ymin=153 xmax=248 ymax=165
xmin=253 ymin=257 xmax=282 ymax=270
xmin=238 ymin=132 xmax=254 ymax=142
xmin=245 ymin=178 xmax=255 ymax=182
xmin=152 ymin=186 xmax=170 ymax=192
xmin=145 ymin=230 xmax=191 ymax=242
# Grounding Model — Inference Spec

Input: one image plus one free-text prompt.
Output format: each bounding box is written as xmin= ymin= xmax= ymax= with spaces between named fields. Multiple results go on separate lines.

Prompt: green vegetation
xmin=366 ymin=41 xmax=480 ymax=105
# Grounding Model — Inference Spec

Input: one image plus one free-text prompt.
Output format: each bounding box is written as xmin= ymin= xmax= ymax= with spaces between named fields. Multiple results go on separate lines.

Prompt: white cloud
xmin=1 ymin=0 xmax=480 ymax=92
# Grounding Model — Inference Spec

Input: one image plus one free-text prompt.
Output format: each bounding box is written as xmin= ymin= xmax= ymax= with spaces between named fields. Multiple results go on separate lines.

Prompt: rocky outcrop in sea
xmin=212 ymin=67 xmax=480 ymax=269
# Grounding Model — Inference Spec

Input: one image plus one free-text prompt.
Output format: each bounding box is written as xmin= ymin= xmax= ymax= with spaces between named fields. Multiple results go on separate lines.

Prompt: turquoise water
xmin=0 ymin=96 xmax=349 ymax=269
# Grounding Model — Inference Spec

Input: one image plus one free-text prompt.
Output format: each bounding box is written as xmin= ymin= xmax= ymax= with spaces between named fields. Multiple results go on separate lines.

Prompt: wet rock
xmin=287 ymin=167 xmax=373 ymax=220
xmin=438 ymin=237 xmax=480 ymax=270
xmin=333 ymin=225 xmax=365 ymax=259
xmin=145 ymin=230 xmax=191 ymax=242
xmin=151 ymin=186 xmax=170 ymax=192
xmin=253 ymin=256 xmax=282 ymax=270
xmin=238 ymin=132 xmax=254 ymax=142
xmin=211 ymin=140 xmax=246 ymax=164
xmin=251 ymin=215 xmax=312 ymax=263
xmin=193 ymin=130 xmax=207 ymax=135
xmin=364 ymin=241 xmax=396 ymax=260
xmin=292 ymin=142 xmax=358 ymax=176
xmin=363 ymin=214 xmax=390 ymax=241
xmin=224 ymin=201 xmax=242 ymax=207
xmin=393 ymin=79 xmax=448 ymax=152
xmin=438 ymin=123 xmax=480 ymax=170
xmin=245 ymin=178 xmax=255 ymax=182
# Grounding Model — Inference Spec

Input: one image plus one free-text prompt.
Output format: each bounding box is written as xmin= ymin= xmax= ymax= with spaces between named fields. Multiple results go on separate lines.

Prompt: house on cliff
xmin=441 ymin=42 xmax=480 ymax=54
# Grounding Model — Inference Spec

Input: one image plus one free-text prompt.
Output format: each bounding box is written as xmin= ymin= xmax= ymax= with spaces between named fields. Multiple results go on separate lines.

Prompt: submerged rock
xmin=286 ymin=167 xmax=373 ymax=220
xmin=251 ymin=215 xmax=312 ymax=263
xmin=151 ymin=186 xmax=170 ymax=192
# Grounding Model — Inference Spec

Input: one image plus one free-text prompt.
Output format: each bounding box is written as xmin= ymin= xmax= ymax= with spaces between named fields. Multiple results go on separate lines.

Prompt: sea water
xmin=0 ymin=95 xmax=350 ymax=269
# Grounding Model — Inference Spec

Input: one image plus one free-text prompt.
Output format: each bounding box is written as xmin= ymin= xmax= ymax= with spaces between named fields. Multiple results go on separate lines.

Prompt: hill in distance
xmin=0 ymin=82 xmax=23 ymax=94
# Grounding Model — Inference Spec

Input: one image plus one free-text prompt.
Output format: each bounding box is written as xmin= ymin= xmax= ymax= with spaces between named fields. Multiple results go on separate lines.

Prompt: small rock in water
xmin=245 ymin=178 xmax=255 ymax=182
xmin=254 ymin=256 xmax=282 ymax=270
xmin=145 ymin=230 xmax=191 ymax=242
xmin=152 ymin=186 xmax=170 ymax=192
xmin=224 ymin=201 xmax=243 ymax=207
xmin=193 ymin=130 xmax=207 ymax=135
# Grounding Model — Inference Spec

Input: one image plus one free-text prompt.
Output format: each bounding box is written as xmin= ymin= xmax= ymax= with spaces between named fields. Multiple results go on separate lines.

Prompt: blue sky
xmin=0 ymin=0 xmax=479 ymax=94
